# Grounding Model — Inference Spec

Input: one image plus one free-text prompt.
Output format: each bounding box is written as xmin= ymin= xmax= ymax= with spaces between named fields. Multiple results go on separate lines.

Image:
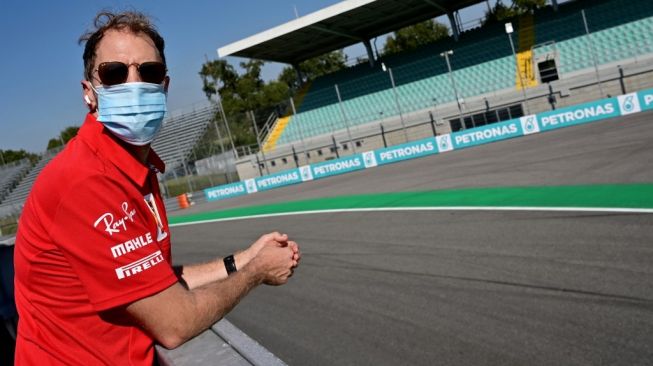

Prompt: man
xmin=14 ymin=11 xmax=300 ymax=365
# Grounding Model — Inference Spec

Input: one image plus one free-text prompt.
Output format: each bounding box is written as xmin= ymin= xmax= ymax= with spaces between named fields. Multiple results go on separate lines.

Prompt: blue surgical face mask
xmin=94 ymin=82 xmax=167 ymax=146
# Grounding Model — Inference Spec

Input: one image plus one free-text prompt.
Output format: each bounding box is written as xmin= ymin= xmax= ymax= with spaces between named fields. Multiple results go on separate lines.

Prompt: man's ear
xmin=81 ymin=80 xmax=97 ymax=113
xmin=163 ymin=76 xmax=170 ymax=93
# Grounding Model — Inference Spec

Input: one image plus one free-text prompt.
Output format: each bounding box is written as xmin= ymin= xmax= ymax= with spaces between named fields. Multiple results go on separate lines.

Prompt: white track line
xmin=169 ymin=206 xmax=653 ymax=227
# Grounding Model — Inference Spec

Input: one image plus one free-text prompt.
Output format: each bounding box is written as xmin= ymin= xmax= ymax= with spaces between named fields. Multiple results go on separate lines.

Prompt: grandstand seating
xmin=152 ymin=104 xmax=215 ymax=173
xmin=274 ymin=0 xmax=653 ymax=147
xmin=0 ymin=150 xmax=60 ymax=211
xmin=0 ymin=161 xmax=31 ymax=203
xmin=533 ymin=0 xmax=653 ymax=74
xmin=0 ymin=105 xmax=216 ymax=214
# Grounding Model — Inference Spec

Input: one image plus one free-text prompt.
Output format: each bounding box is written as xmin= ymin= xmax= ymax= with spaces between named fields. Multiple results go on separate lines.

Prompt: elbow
xmin=157 ymin=331 xmax=188 ymax=350
xmin=157 ymin=316 xmax=225 ymax=349
xmin=153 ymin=322 xmax=195 ymax=349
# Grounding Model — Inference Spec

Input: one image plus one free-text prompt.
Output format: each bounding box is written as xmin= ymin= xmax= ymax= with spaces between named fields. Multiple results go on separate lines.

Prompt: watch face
xmin=224 ymin=255 xmax=237 ymax=275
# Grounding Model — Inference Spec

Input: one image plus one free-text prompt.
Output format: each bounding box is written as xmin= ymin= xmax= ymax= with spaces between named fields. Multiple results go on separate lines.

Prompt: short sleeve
xmin=51 ymin=174 xmax=177 ymax=311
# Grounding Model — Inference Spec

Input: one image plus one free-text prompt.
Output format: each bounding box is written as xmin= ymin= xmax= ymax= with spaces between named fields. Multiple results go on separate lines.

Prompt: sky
xmin=0 ymin=0 xmax=492 ymax=153
xmin=0 ymin=0 xmax=343 ymax=152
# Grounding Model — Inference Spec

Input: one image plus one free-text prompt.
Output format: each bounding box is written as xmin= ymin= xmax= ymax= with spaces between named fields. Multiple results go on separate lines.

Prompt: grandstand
xmin=0 ymin=149 xmax=61 ymax=215
xmin=281 ymin=0 xmax=652 ymax=144
xmin=0 ymin=160 xmax=31 ymax=203
xmin=152 ymin=103 xmax=216 ymax=175
xmin=0 ymin=104 xmax=217 ymax=218
xmin=219 ymin=0 xmax=653 ymax=177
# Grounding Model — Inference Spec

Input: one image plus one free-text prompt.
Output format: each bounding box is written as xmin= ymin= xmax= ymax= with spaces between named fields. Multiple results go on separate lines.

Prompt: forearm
xmin=174 ymin=250 xmax=253 ymax=290
xmin=130 ymin=262 xmax=263 ymax=349
xmin=185 ymin=264 xmax=262 ymax=331
xmin=177 ymin=232 xmax=295 ymax=290
xmin=127 ymin=234 xmax=298 ymax=349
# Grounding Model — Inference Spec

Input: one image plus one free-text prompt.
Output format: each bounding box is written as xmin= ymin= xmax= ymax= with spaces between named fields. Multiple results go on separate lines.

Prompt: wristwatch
xmin=223 ymin=255 xmax=237 ymax=275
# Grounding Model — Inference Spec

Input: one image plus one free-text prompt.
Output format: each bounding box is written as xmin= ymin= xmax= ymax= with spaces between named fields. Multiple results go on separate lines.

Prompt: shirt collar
xmin=77 ymin=114 xmax=165 ymax=187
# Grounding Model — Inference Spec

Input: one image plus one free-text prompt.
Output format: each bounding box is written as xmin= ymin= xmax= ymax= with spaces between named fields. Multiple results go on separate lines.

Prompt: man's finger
xmin=287 ymin=241 xmax=299 ymax=252
xmin=267 ymin=232 xmax=288 ymax=243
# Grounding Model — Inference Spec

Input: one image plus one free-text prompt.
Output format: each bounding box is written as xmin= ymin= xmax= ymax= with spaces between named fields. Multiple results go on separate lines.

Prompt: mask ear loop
xmin=86 ymin=83 xmax=100 ymax=111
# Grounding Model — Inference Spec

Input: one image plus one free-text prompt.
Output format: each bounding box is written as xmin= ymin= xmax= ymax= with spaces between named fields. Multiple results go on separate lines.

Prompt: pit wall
xmin=205 ymin=88 xmax=653 ymax=202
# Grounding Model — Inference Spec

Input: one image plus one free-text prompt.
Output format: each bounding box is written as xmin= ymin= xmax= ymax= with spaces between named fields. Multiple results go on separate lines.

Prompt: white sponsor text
xmin=110 ymin=232 xmax=154 ymax=258
xmin=115 ymin=250 xmax=164 ymax=280
xmin=94 ymin=202 xmax=137 ymax=236
xmin=540 ymin=103 xmax=614 ymax=127
xmin=379 ymin=142 xmax=435 ymax=161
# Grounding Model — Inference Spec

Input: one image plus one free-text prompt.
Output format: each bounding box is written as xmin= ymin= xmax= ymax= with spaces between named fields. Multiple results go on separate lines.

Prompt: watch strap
xmin=223 ymin=255 xmax=237 ymax=275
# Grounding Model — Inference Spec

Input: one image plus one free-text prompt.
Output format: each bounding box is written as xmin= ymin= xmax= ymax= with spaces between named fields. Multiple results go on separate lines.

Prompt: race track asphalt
xmin=172 ymin=110 xmax=653 ymax=215
xmin=169 ymin=111 xmax=653 ymax=365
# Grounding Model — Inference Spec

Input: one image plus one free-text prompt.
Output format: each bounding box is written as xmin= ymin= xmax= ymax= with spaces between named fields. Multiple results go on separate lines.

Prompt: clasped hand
xmin=245 ymin=232 xmax=301 ymax=285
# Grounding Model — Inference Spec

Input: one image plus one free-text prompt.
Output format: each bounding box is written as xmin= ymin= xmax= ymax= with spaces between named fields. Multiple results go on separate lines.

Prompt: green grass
xmin=169 ymin=183 xmax=653 ymax=225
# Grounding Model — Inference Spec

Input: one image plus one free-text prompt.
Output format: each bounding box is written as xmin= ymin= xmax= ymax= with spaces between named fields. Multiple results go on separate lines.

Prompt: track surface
xmin=170 ymin=112 xmax=653 ymax=365
xmin=173 ymin=111 xmax=653 ymax=216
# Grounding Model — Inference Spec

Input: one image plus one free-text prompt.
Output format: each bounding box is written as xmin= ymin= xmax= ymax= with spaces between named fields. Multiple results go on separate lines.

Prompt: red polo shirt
xmin=14 ymin=114 xmax=178 ymax=365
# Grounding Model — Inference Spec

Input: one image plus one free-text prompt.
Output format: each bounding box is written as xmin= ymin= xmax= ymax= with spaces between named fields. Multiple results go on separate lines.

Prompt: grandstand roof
xmin=218 ymin=0 xmax=483 ymax=64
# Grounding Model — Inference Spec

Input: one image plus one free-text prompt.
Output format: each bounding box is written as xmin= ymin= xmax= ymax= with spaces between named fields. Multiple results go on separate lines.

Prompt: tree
xmin=0 ymin=149 xmax=38 ymax=165
xmin=513 ymin=0 xmax=546 ymax=12
xmin=199 ymin=59 xmax=289 ymax=112
xmin=383 ymin=20 xmax=450 ymax=56
xmin=198 ymin=58 xmax=292 ymax=149
xmin=199 ymin=59 xmax=238 ymax=101
xmin=483 ymin=0 xmax=546 ymax=24
xmin=46 ymin=126 xmax=80 ymax=150
xmin=278 ymin=51 xmax=347 ymax=88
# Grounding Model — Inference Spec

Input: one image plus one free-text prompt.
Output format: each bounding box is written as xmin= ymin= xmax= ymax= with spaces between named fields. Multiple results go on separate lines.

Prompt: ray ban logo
xmin=94 ymin=202 xmax=137 ymax=236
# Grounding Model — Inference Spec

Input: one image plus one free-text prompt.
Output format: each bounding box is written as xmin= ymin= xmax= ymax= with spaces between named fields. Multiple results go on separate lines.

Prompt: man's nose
xmin=126 ymin=64 xmax=142 ymax=83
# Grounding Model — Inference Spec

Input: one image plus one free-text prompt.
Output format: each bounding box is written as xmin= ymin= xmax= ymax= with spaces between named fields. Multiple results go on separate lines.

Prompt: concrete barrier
xmin=157 ymin=318 xmax=287 ymax=366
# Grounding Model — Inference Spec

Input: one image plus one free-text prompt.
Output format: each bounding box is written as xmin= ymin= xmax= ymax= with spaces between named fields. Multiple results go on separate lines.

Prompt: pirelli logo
xmin=115 ymin=251 xmax=164 ymax=280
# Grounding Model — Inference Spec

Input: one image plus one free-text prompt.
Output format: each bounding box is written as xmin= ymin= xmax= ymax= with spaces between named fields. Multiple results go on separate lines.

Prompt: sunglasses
xmin=95 ymin=61 xmax=167 ymax=86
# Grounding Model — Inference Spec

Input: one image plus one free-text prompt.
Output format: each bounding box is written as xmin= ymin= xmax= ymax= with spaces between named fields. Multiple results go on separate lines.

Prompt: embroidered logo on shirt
xmin=94 ymin=202 xmax=137 ymax=236
xmin=143 ymin=193 xmax=168 ymax=241
xmin=115 ymin=250 xmax=164 ymax=280
xmin=110 ymin=232 xmax=154 ymax=258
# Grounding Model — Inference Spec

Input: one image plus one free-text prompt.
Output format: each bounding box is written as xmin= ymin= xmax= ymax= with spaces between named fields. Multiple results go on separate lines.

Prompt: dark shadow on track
xmin=171 ymin=211 xmax=653 ymax=366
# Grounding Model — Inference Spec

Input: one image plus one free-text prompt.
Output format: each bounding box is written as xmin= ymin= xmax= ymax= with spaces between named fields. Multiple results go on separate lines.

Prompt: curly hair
xmin=79 ymin=11 xmax=166 ymax=82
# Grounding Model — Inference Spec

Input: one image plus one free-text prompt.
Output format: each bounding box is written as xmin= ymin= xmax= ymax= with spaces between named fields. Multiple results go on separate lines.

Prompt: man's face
xmin=93 ymin=29 xmax=166 ymax=87
xmin=83 ymin=29 xmax=169 ymax=112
